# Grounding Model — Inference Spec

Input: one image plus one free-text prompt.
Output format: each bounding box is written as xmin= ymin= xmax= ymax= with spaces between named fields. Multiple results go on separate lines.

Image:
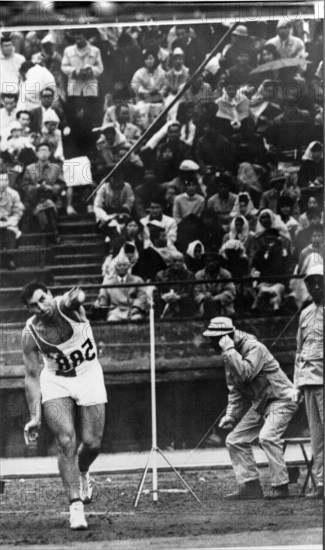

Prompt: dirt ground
xmin=0 ymin=467 xmax=322 ymax=547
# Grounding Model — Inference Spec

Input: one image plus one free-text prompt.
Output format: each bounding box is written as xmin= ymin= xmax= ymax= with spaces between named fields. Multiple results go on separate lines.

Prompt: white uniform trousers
xmin=303 ymin=386 xmax=323 ymax=486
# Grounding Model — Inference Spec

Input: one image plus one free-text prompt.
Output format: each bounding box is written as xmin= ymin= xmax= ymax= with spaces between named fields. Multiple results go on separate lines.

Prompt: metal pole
xmin=87 ymin=22 xmax=238 ymax=202
xmin=149 ymin=293 xmax=158 ymax=503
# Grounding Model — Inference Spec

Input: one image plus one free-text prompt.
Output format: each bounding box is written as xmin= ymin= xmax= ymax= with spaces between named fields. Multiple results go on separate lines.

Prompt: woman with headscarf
xmin=222 ymin=215 xmax=255 ymax=251
xmin=130 ymin=48 xmax=167 ymax=103
xmin=230 ymin=189 xmax=259 ymax=227
xmin=250 ymin=208 xmax=292 ymax=261
xmin=298 ymin=141 xmax=323 ymax=188
xmin=184 ymin=240 xmax=205 ymax=273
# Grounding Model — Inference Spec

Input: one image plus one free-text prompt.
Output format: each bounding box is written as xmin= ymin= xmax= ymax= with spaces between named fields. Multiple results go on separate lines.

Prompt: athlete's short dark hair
xmin=21 ymin=281 xmax=49 ymax=305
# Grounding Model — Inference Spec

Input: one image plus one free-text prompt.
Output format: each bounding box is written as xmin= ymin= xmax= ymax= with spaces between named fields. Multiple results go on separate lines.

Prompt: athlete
xmin=21 ymin=281 xmax=107 ymax=530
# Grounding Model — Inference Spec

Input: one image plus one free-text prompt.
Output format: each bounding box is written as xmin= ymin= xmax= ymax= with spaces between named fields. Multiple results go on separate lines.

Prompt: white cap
xmin=179 ymin=159 xmax=200 ymax=172
xmin=43 ymin=109 xmax=60 ymax=124
xmin=172 ymin=47 xmax=184 ymax=56
xmin=203 ymin=317 xmax=235 ymax=338
xmin=304 ymin=264 xmax=323 ymax=281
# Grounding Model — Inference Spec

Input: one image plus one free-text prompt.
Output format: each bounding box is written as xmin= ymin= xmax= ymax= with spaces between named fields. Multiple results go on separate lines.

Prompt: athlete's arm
xmin=22 ymin=327 xmax=42 ymax=445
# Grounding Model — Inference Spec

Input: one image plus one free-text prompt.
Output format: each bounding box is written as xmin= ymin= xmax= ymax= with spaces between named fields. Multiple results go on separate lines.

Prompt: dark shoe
xmin=7 ymin=260 xmax=16 ymax=270
xmin=225 ymin=479 xmax=264 ymax=500
xmin=268 ymin=483 xmax=290 ymax=499
xmin=305 ymin=485 xmax=324 ymax=499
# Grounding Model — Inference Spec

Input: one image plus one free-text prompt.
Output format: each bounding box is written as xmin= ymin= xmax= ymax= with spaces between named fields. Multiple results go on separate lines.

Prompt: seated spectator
xmin=93 ymin=123 xmax=127 ymax=174
xmin=136 ymin=226 xmax=179 ymax=280
xmin=232 ymin=116 xmax=267 ymax=165
xmin=251 ymin=227 xmax=296 ymax=312
xmin=155 ymin=251 xmax=194 ymax=318
xmin=230 ymin=190 xmax=258 ymax=225
xmin=93 ymin=167 xmax=135 ymax=239
xmin=41 ymin=109 xmax=64 ymax=162
xmin=102 ymin=241 xmax=140 ymax=279
xmin=282 ymin=164 xmax=301 ymax=205
xmin=141 ymin=196 xmax=177 ymax=248
xmin=172 ymin=175 xmax=205 ymax=224
xmin=39 ymin=35 xmax=66 ymax=102
xmin=254 ymin=207 xmax=291 ymax=243
xmin=131 ymin=48 xmax=166 ymax=103
xmin=194 ymin=117 xmax=232 ymax=175
xmin=16 ymin=110 xmax=31 ymax=136
xmin=295 ymin=209 xmax=323 ymax=252
xmin=134 ymin=169 xmax=163 ymax=219
xmin=0 ymin=32 xmax=25 ymax=96
xmin=185 ymin=240 xmax=205 ymax=273
xmin=215 ymin=77 xmax=250 ymax=133
xmin=273 ymin=95 xmax=312 ymax=125
xmin=220 ymin=25 xmax=255 ymax=70
xmin=29 ymin=87 xmax=66 ymax=134
xmin=277 ymin=195 xmax=299 ymax=240
xmin=298 ymin=224 xmax=323 ymax=270
xmin=17 ymin=60 xmax=56 ymax=112
xmin=114 ymin=103 xmax=142 ymax=145
xmin=154 ymin=121 xmax=192 ymax=180
xmin=181 ymin=68 xmax=215 ymax=108
xmin=297 ymin=196 xmax=323 ymax=231
xmin=164 ymin=184 xmax=178 ymax=217
xmin=265 ymin=20 xmax=306 ymax=60
xmin=164 ymin=48 xmax=189 ymax=96
xmin=249 ymin=80 xmax=281 ymax=132
xmin=259 ymin=172 xmax=300 ymax=218
xmin=0 ymin=172 xmax=24 ymax=270
xmin=226 ymin=49 xmax=254 ymax=87
xmin=96 ymin=257 xmax=148 ymax=321
xmin=298 ymin=141 xmax=323 ymax=188
xmin=101 ymin=218 xmax=144 ymax=277
xmin=141 ymin=27 xmax=169 ymax=69
xmin=144 ymin=103 xmax=196 ymax=151
xmin=171 ymin=24 xmax=205 ymax=73
xmin=223 ymin=215 xmax=255 ymax=251
xmin=193 ymin=250 xmax=236 ymax=317
xmin=3 ymin=121 xmax=33 ymax=160
xmin=0 ymin=93 xmax=18 ymax=149
xmin=220 ymin=239 xmax=252 ymax=310
xmin=207 ymin=174 xmax=238 ymax=229
xmin=22 ymin=141 xmax=65 ymax=201
xmin=154 ymin=143 xmax=181 ymax=184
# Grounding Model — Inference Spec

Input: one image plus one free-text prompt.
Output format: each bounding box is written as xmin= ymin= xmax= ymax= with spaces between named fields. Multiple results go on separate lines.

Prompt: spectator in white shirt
xmin=173 ymin=176 xmax=205 ymax=224
xmin=141 ymin=196 xmax=177 ymax=248
xmin=265 ymin=21 xmax=306 ymax=60
xmin=0 ymin=93 xmax=18 ymax=149
xmin=0 ymin=33 xmax=25 ymax=95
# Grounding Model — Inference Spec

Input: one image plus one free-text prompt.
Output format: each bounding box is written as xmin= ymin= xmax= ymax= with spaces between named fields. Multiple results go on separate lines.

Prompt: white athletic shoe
xmin=69 ymin=501 xmax=88 ymax=530
xmin=79 ymin=471 xmax=93 ymax=504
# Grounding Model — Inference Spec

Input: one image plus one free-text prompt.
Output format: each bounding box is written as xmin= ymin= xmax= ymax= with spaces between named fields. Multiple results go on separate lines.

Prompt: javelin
xmin=270 ymin=308 xmax=301 ymax=349
xmin=87 ymin=22 xmax=238 ymax=202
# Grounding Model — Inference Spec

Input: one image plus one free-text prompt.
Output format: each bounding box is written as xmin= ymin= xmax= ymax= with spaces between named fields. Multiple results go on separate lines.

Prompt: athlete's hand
xmin=24 ymin=419 xmax=41 ymax=446
xmin=66 ymin=287 xmax=86 ymax=308
xmin=219 ymin=415 xmax=235 ymax=430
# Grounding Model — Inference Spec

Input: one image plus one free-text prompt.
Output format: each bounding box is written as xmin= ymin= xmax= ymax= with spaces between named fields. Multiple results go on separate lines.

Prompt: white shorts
xmin=40 ymin=362 xmax=108 ymax=406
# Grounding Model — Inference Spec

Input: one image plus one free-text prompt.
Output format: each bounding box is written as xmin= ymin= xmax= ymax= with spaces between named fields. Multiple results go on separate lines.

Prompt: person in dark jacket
xmin=203 ymin=316 xmax=298 ymax=499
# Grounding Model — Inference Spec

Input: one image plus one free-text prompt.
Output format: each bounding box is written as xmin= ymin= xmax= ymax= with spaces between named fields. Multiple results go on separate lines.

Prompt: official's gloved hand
xmin=218 ymin=334 xmax=234 ymax=352
xmin=219 ymin=415 xmax=235 ymax=430
xmin=288 ymin=388 xmax=303 ymax=403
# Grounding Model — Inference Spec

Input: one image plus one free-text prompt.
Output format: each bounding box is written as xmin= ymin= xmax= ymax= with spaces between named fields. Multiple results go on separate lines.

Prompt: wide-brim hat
xmin=232 ymin=25 xmax=249 ymax=38
xmin=304 ymin=264 xmax=323 ymax=281
xmin=203 ymin=316 xmax=235 ymax=338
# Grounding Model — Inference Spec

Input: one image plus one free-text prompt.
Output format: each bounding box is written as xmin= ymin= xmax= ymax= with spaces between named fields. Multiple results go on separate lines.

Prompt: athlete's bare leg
xmin=77 ymin=404 xmax=106 ymax=473
xmin=43 ymin=397 xmax=80 ymax=501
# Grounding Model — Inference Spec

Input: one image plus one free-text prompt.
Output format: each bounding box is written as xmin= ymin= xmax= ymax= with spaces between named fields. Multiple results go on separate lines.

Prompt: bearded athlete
xmin=21 ymin=281 xmax=107 ymax=530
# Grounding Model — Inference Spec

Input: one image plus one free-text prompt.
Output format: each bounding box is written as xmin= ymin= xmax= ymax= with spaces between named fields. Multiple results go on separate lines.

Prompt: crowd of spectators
xmin=0 ymin=21 xmax=323 ymax=320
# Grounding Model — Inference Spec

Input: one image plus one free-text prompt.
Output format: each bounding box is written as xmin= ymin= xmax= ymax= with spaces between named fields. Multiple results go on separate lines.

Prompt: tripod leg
xmin=157 ymin=448 xmax=201 ymax=504
xmin=134 ymin=448 xmax=153 ymax=507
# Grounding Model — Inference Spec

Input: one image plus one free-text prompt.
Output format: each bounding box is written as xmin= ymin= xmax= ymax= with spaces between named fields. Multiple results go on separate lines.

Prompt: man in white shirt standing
xmin=0 ymin=33 xmax=25 ymax=95
xmin=0 ymin=93 xmax=18 ymax=149
xmin=294 ymin=264 xmax=323 ymax=499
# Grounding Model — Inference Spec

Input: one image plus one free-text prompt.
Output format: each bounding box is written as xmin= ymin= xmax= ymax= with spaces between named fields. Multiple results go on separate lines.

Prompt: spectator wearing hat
xmin=172 ymin=174 xmax=205 ymax=224
xmin=155 ymin=251 xmax=195 ymax=317
xmin=95 ymin=256 xmax=149 ymax=322
xmin=220 ymin=25 xmax=255 ymax=70
xmin=265 ymin=21 xmax=306 ymax=60
xmin=141 ymin=196 xmax=177 ymax=249
xmin=0 ymin=172 xmax=24 ymax=270
xmin=259 ymin=172 xmax=300 ymax=218
xmin=3 ymin=121 xmax=33 ymax=160
xmin=203 ymin=316 xmax=298 ymax=499
xmin=194 ymin=251 xmax=236 ymax=317
xmin=164 ymin=48 xmax=189 ymax=96
xmin=0 ymin=33 xmax=26 ymax=95
xmin=171 ymin=25 xmax=205 ymax=73
xmin=294 ymin=264 xmax=323 ymax=498
xmin=17 ymin=60 xmax=56 ymax=113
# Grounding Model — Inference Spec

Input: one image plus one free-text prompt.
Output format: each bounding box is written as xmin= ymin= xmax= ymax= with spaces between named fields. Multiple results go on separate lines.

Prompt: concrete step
xmin=60 ymin=233 xmax=103 ymax=243
xmin=0 ymin=267 xmax=54 ymax=288
xmin=53 ymin=242 xmax=105 ymax=256
xmin=50 ymin=262 xmax=102 ymax=276
xmin=0 ymin=247 xmax=53 ymax=269
xmin=54 ymin=274 xmax=103 ymax=286
xmin=58 ymin=220 xmax=97 ymax=234
xmin=54 ymin=253 xmax=103 ymax=265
